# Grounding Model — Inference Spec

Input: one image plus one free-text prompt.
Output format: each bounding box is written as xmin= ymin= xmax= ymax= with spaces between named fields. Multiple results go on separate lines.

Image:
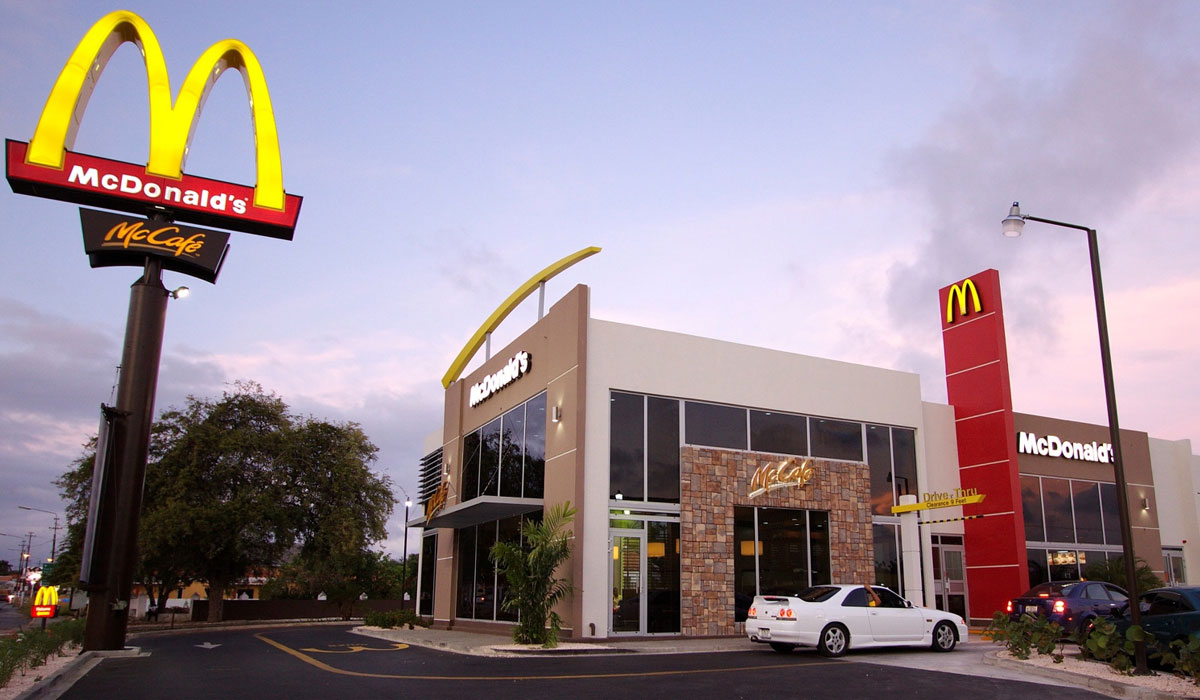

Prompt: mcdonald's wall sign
xmin=5 ymin=11 xmax=301 ymax=239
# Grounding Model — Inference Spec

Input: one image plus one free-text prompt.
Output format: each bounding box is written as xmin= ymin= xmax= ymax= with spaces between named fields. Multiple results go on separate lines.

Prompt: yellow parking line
xmin=255 ymin=634 xmax=838 ymax=681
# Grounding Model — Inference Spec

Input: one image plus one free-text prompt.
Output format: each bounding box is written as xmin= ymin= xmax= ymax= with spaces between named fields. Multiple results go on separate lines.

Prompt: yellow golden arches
xmin=441 ymin=246 xmax=601 ymax=389
xmin=945 ymin=278 xmax=982 ymax=323
xmin=26 ymin=10 xmax=285 ymax=211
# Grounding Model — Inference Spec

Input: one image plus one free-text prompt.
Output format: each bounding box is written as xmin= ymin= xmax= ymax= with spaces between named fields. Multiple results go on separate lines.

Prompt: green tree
xmin=1083 ymin=556 xmax=1163 ymax=594
xmin=147 ymin=383 xmax=296 ymax=622
xmin=52 ymin=382 xmax=395 ymax=623
xmin=490 ymin=502 xmax=576 ymax=647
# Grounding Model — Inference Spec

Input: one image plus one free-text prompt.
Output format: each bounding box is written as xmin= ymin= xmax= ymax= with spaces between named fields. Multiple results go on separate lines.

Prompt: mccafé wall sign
xmin=748 ymin=458 xmax=816 ymax=499
xmin=1018 ymin=431 xmax=1114 ymax=464
xmin=5 ymin=10 xmax=301 ymax=239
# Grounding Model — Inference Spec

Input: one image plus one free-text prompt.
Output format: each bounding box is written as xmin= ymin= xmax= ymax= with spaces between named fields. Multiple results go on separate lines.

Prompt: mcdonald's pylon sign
xmin=945 ymin=278 xmax=983 ymax=324
xmin=5 ymin=11 xmax=301 ymax=239
xmin=31 ymin=585 xmax=59 ymax=618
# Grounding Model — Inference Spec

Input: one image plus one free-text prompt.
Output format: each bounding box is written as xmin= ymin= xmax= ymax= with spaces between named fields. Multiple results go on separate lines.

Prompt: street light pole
xmin=1002 ymin=202 xmax=1148 ymax=674
xmin=19 ymin=506 xmax=60 ymax=563
xmin=402 ymin=497 xmax=413 ymax=605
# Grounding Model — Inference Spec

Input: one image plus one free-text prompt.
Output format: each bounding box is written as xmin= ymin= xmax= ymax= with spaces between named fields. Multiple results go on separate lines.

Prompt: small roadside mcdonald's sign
xmin=31 ymin=586 xmax=59 ymax=619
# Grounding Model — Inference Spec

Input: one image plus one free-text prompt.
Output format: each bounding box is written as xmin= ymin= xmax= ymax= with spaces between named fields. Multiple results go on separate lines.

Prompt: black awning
xmin=424 ymin=496 xmax=543 ymax=529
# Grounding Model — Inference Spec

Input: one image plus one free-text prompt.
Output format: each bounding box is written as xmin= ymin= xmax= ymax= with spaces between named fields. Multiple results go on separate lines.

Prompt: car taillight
xmin=1005 ymin=600 xmax=1013 ymax=613
xmin=779 ymin=608 xmax=794 ymax=619
xmin=748 ymin=606 xmax=757 ymax=617
xmin=1053 ymin=599 xmax=1066 ymax=614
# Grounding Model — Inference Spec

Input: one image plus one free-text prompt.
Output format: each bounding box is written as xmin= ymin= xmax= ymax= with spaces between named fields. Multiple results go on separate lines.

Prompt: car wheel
xmin=769 ymin=642 xmax=796 ymax=654
xmin=817 ymin=623 xmax=849 ymax=658
xmin=931 ymin=621 xmax=957 ymax=652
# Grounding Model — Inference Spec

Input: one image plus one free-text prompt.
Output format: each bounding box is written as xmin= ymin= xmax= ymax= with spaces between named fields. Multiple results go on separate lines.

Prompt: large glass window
xmin=647 ymin=397 xmax=680 ymax=502
xmin=684 ymin=401 xmax=747 ymax=450
xmin=891 ymin=428 xmax=917 ymax=496
xmin=1027 ymin=547 xmax=1049 ymax=585
xmin=1100 ymin=483 xmax=1122 ymax=546
xmin=1072 ymin=481 xmax=1103 ymax=544
xmin=1041 ymin=478 xmax=1074 ymax=543
xmin=479 ymin=419 xmax=501 ymax=497
xmin=610 ymin=392 xmax=680 ymax=504
xmin=419 ymin=533 xmax=437 ymax=616
xmin=873 ymin=524 xmax=900 ymax=592
xmin=1021 ymin=476 xmax=1045 ymax=541
xmin=610 ymin=392 xmax=645 ymax=500
xmin=733 ymin=506 xmax=831 ymax=617
xmin=500 ymin=405 xmax=525 ymax=497
xmin=461 ymin=392 xmax=547 ymax=502
xmin=456 ymin=513 xmax=536 ymax=621
xmin=1022 ymin=475 xmax=1123 ymax=549
xmin=461 ymin=431 xmax=480 ymax=502
xmin=646 ymin=521 xmax=681 ymax=633
xmin=750 ymin=410 xmax=808 ymax=456
xmin=524 ymin=393 xmax=546 ymax=498
xmin=866 ymin=425 xmax=894 ymax=516
xmin=456 ymin=525 xmax=477 ymax=618
xmin=810 ymin=418 xmax=863 ymax=461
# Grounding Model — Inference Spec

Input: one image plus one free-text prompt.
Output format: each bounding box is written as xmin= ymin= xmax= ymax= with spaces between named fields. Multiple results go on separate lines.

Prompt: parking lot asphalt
xmin=13 ymin=622 xmax=1190 ymax=700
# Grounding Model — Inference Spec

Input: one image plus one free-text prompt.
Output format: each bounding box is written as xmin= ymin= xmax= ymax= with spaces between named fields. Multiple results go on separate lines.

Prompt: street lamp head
xmin=404 ymin=499 xmax=412 ymax=509
xmin=169 ymin=286 xmax=190 ymax=300
xmin=1002 ymin=202 xmax=1025 ymax=238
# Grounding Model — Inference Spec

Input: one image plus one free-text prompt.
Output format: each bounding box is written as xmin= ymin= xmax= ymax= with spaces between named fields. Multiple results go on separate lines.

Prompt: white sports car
xmin=747 ymin=584 xmax=969 ymax=657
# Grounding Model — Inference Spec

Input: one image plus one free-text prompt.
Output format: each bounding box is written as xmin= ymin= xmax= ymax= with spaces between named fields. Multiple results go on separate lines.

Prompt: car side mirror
xmin=905 ymin=600 xmax=913 ymax=608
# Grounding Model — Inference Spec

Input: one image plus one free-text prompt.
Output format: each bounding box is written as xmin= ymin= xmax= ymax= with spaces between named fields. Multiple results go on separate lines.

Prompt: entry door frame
xmin=933 ymin=540 xmax=968 ymax=618
xmin=609 ymin=528 xmax=646 ymax=636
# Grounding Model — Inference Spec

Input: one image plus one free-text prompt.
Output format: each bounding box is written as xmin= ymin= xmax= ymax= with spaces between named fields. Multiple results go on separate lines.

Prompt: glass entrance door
xmin=610 ymin=531 xmax=644 ymax=634
xmin=933 ymin=542 xmax=968 ymax=619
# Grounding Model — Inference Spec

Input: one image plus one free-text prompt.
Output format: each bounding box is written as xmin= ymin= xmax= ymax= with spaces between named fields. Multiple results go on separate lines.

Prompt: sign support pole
xmin=83 ymin=247 xmax=168 ymax=651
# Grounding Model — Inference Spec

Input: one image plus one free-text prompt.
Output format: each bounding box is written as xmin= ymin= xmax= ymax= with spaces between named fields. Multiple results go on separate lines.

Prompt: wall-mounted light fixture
xmin=168 ymin=286 xmax=190 ymax=299
xmin=1141 ymin=497 xmax=1150 ymax=511
xmin=551 ymin=406 xmax=562 ymax=423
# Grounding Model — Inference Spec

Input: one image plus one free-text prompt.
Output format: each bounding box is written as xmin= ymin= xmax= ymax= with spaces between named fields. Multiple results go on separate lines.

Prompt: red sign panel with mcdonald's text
xmin=5 ymin=10 xmax=301 ymax=239
xmin=8 ymin=141 xmax=301 ymax=240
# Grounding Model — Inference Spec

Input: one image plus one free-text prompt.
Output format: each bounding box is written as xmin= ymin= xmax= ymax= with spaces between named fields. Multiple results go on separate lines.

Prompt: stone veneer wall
xmin=679 ymin=445 xmax=874 ymax=637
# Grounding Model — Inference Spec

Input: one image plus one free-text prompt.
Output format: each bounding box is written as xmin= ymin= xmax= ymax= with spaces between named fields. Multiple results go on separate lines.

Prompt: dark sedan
xmin=1007 ymin=580 xmax=1128 ymax=633
xmin=1113 ymin=586 xmax=1200 ymax=647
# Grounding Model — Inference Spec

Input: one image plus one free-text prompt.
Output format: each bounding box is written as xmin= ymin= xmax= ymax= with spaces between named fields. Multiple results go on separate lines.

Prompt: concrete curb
xmin=13 ymin=647 xmax=144 ymax=700
xmin=982 ymin=650 xmax=1191 ymax=700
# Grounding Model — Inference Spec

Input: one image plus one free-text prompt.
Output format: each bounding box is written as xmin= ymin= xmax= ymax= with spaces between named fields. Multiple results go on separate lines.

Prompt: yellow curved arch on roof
xmin=442 ymin=246 xmax=601 ymax=389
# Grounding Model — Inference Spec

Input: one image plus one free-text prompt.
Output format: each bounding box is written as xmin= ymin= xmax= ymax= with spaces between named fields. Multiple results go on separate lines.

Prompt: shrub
xmin=0 ymin=618 xmax=85 ymax=689
xmin=985 ymin=611 xmax=1066 ymax=662
xmin=1159 ymin=637 xmax=1200 ymax=686
xmin=1077 ymin=616 xmax=1157 ymax=675
xmin=362 ymin=609 xmax=428 ymax=630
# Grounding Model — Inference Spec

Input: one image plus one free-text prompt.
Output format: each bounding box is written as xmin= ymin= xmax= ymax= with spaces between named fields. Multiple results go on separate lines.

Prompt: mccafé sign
xmin=748 ymin=458 xmax=816 ymax=499
xmin=1018 ymin=431 xmax=1114 ymax=464
xmin=80 ymin=208 xmax=229 ymax=282
xmin=469 ymin=352 xmax=532 ymax=407
xmin=5 ymin=10 xmax=301 ymax=239
xmin=945 ymin=278 xmax=983 ymax=324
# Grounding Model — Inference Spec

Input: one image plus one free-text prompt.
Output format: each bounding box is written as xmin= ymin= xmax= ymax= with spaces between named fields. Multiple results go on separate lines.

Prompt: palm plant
xmin=1082 ymin=555 xmax=1163 ymax=593
xmin=490 ymin=502 xmax=577 ymax=647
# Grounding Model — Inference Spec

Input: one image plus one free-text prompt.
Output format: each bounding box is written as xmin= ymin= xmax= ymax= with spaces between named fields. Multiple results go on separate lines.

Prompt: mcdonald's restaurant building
xmin=411 ymin=273 xmax=1199 ymax=636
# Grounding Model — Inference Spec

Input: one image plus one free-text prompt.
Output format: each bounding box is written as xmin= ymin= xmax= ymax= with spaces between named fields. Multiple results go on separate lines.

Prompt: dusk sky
xmin=2 ymin=1 xmax=1199 ymax=566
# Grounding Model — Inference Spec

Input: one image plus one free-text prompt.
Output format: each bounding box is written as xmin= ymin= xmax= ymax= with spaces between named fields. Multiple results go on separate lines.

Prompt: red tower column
xmin=939 ymin=269 xmax=1028 ymax=622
